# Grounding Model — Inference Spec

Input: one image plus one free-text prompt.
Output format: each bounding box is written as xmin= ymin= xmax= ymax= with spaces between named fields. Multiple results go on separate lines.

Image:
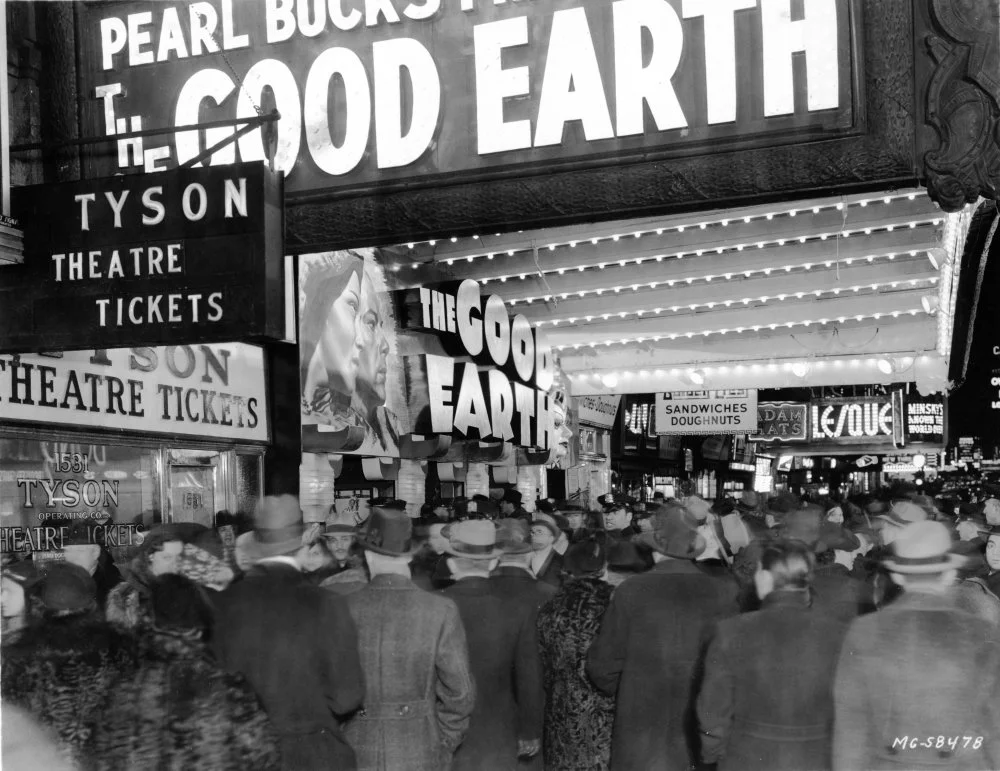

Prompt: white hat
xmin=444 ymin=520 xmax=503 ymax=560
xmin=883 ymin=521 xmax=967 ymax=574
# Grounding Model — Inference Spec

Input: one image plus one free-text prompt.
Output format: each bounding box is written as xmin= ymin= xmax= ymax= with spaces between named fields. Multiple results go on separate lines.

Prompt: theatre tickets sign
xmin=0 ymin=344 xmax=269 ymax=443
xmin=2 ymin=163 xmax=283 ymax=352
xmin=77 ymin=0 xmax=856 ymax=195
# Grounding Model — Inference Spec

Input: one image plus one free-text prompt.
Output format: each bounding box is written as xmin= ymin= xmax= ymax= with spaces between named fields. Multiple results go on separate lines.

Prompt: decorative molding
xmin=921 ymin=0 xmax=1000 ymax=211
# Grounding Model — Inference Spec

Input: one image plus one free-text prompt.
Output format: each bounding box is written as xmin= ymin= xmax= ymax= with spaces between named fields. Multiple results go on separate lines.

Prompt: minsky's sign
xmin=3 ymin=163 xmax=283 ymax=352
xmin=77 ymin=0 xmax=856 ymax=195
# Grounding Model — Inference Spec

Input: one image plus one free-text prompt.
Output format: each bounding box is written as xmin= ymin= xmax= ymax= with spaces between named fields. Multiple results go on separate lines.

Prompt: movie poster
xmin=299 ymin=250 xmax=408 ymax=456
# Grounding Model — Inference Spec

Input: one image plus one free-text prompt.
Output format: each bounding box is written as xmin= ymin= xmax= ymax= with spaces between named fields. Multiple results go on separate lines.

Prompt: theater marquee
xmin=76 ymin=0 xmax=858 ymax=195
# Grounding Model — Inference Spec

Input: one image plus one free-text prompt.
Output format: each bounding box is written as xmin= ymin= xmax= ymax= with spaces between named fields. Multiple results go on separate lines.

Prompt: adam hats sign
xmin=655 ymin=390 xmax=757 ymax=435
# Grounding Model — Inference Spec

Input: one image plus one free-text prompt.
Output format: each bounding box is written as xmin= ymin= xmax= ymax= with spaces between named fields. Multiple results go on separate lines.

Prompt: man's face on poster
xmin=356 ymin=273 xmax=390 ymax=405
xmin=319 ymin=270 xmax=363 ymax=393
xmin=551 ymin=403 xmax=572 ymax=463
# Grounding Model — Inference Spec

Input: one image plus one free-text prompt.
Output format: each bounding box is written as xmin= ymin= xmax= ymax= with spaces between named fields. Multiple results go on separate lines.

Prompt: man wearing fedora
xmin=442 ymin=520 xmax=544 ymax=771
xmin=811 ymin=520 xmax=875 ymax=624
xmin=587 ymin=504 xmax=739 ymax=771
xmin=698 ymin=539 xmax=850 ymax=771
xmin=212 ymin=494 xmax=365 ymax=771
xmin=491 ymin=519 xmax=557 ymax=614
xmin=344 ymin=501 xmax=475 ymax=771
xmin=833 ymin=520 xmax=1000 ymax=771
xmin=500 ymin=489 xmax=530 ymax=522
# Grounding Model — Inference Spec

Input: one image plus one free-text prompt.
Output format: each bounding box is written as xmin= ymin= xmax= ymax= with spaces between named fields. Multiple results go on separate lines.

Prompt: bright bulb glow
xmin=877 ymin=358 xmax=894 ymax=375
xmin=688 ymin=369 xmax=705 ymax=385
xmin=601 ymin=374 xmax=618 ymax=388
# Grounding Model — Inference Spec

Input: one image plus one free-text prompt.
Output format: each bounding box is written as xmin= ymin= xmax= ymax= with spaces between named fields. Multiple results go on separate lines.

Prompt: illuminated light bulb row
xmin=503 ymin=250 xmax=937 ymax=300
xmin=430 ymin=203 xmax=937 ymax=268
xmin=473 ymin=220 xmax=942 ymax=280
xmin=534 ymin=278 xmax=938 ymax=328
xmin=570 ymin=354 xmax=934 ymax=382
xmin=551 ymin=308 xmax=930 ymax=351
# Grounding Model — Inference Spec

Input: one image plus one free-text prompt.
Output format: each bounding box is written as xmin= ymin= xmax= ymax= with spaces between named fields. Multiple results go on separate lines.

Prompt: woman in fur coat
xmin=1 ymin=563 xmax=138 ymax=768
xmin=90 ymin=574 xmax=280 ymax=771
xmin=106 ymin=524 xmax=233 ymax=629
xmin=535 ymin=538 xmax=615 ymax=771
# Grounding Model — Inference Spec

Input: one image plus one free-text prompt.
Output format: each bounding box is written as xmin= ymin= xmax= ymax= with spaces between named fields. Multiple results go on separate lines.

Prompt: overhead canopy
xmin=392 ymin=189 xmax=975 ymax=396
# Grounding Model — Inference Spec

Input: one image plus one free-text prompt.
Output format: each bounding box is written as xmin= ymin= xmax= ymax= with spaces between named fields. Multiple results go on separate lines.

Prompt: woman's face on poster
xmin=319 ymin=271 xmax=363 ymax=393
xmin=356 ymin=273 xmax=390 ymax=403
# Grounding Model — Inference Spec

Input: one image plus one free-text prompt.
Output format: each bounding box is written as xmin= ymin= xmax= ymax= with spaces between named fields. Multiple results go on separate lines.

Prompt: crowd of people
xmin=2 ymin=484 xmax=1000 ymax=770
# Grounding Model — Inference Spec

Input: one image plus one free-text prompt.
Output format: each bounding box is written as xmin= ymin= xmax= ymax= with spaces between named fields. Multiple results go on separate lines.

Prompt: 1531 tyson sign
xmin=2 ymin=162 xmax=283 ymax=352
xmin=76 ymin=0 xmax=857 ymax=196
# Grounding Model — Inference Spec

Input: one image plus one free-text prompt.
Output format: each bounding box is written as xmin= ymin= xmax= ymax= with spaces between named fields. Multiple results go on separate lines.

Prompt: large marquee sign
xmin=2 ymin=163 xmax=283 ymax=352
xmin=76 ymin=0 xmax=857 ymax=196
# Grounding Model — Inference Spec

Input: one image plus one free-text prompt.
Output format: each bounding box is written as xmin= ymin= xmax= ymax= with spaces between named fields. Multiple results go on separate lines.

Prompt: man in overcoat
xmin=212 ymin=495 xmax=365 ymax=770
xmin=442 ymin=520 xmax=544 ymax=771
xmin=491 ymin=519 xmax=557 ymax=613
xmin=528 ymin=519 xmax=564 ymax=588
xmin=811 ymin=521 xmax=875 ymax=624
xmin=587 ymin=504 xmax=739 ymax=770
xmin=344 ymin=502 xmax=475 ymax=771
xmin=697 ymin=539 xmax=850 ymax=771
xmin=833 ymin=520 xmax=1000 ymax=771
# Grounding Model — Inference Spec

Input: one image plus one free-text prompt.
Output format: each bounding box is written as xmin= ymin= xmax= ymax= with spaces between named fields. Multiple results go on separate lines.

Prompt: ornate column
xmin=516 ymin=465 xmax=543 ymax=513
xmin=465 ymin=462 xmax=490 ymax=500
xmin=397 ymin=459 xmax=426 ymax=519
xmin=299 ymin=452 xmax=335 ymax=525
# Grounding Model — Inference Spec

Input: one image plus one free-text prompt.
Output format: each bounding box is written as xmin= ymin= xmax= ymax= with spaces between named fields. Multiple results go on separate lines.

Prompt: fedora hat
xmin=248 ymin=495 xmax=306 ymax=561
xmin=564 ymin=537 xmax=606 ymax=577
xmin=39 ymin=562 xmax=97 ymax=615
xmin=737 ymin=491 xmax=761 ymax=512
xmin=984 ymin=498 xmax=1000 ymax=526
xmin=883 ymin=520 xmax=967 ymax=574
xmin=877 ymin=501 xmax=928 ymax=528
xmin=445 ymin=520 xmax=503 ymax=560
xmin=683 ymin=496 xmax=713 ymax=522
xmin=635 ymin=505 xmax=706 ymax=560
xmin=356 ymin=504 xmax=416 ymax=557
xmin=496 ymin=519 xmax=531 ymax=555
xmin=530 ymin=518 xmax=561 ymax=539
xmin=816 ymin=522 xmax=861 ymax=554
xmin=502 ymin=489 xmax=523 ymax=506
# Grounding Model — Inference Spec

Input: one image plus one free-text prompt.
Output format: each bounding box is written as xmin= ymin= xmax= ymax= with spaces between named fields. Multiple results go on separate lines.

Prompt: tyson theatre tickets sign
xmin=2 ymin=163 xmax=283 ymax=352
xmin=75 ymin=0 xmax=857 ymax=195
xmin=298 ymin=249 xmax=557 ymax=457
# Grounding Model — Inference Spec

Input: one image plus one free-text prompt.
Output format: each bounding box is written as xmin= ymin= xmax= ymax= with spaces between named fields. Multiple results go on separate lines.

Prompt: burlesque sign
xmin=810 ymin=396 xmax=898 ymax=444
xmin=76 ymin=0 xmax=856 ymax=195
